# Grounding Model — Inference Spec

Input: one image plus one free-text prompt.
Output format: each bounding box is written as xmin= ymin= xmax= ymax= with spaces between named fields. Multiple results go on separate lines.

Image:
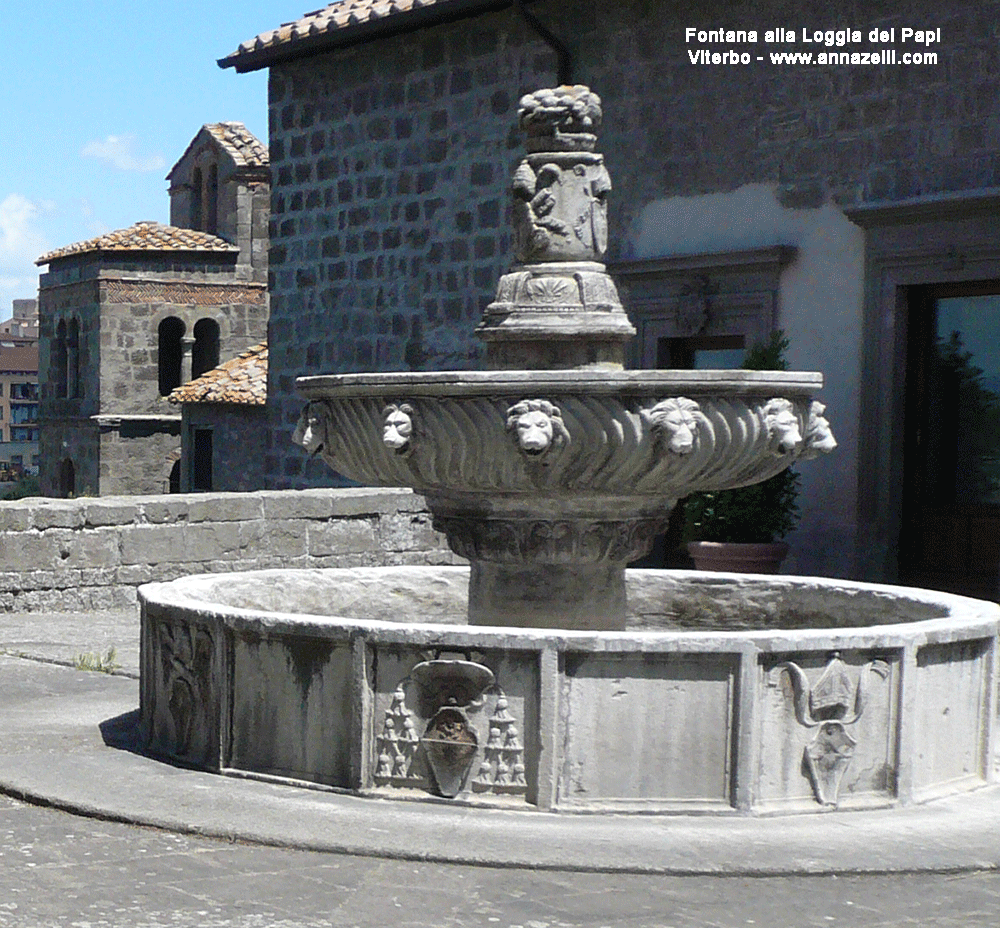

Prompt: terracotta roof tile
xmin=168 ymin=343 xmax=268 ymax=406
xmin=220 ymin=0 xmax=481 ymax=71
xmin=36 ymin=222 xmax=238 ymax=266
xmin=204 ymin=122 xmax=269 ymax=168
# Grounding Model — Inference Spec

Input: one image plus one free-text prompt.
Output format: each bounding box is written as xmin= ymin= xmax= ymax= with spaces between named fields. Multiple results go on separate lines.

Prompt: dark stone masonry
xmin=262 ymin=0 xmax=1000 ymax=489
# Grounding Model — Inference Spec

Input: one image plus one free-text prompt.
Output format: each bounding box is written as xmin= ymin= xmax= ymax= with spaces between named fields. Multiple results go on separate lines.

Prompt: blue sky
xmin=1 ymin=1 xmax=305 ymax=320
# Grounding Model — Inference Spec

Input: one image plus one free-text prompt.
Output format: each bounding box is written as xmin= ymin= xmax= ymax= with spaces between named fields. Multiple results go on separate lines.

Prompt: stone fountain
xmin=139 ymin=88 xmax=997 ymax=815
xmin=292 ymin=86 xmax=833 ymax=632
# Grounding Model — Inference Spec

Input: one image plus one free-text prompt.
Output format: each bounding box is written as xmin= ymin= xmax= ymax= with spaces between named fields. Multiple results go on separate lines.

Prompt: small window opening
xmin=158 ymin=317 xmax=185 ymax=395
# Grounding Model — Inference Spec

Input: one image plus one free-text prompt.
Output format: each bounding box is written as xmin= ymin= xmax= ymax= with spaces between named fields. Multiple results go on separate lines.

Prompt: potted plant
xmin=684 ymin=332 xmax=801 ymax=573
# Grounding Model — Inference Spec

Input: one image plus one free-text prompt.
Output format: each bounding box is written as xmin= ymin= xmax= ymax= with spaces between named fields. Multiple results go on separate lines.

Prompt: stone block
xmin=327 ymin=487 xmax=422 ymax=518
xmin=83 ymin=499 xmax=139 ymax=527
xmin=140 ymin=498 xmax=192 ymax=524
xmin=377 ymin=511 xmax=445 ymax=553
xmin=229 ymin=636 xmax=354 ymax=787
xmin=0 ymin=532 xmax=63 ymax=571
xmin=558 ymin=653 xmax=738 ymax=805
xmin=48 ymin=528 xmax=121 ymax=570
xmin=183 ymin=523 xmax=246 ymax=562
xmin=116 ymin=565 xmax=156 ymax=586
xmin=0 ymin=505 xmax=32 ymax=532
xmin=260 ymin=489 xmax=335 ymax=521
xmin=241 ymin=519 xmax=307 ymax=560
xmin=307 ymin=518 xmax=377 ymax=557
xmin=188 ymin=495 xmax=264 ymax=523
xmin=31 ymin=500 xmax=86 ymax=530
xmin=121 ymin=525 xmax=192 ymax=565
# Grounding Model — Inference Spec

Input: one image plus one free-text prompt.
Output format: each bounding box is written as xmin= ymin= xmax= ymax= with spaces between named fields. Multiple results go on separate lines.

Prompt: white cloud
xmin=0 ymin=194 xmax=50 ymax=316
xmin=81 ymin=135 xmax=166 ymax=173
xmin=0 ymin=193 xmax=49 ymax=270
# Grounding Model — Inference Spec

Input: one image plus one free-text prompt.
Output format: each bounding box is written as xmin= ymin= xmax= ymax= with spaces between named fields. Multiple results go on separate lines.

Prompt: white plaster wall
xmin=625 ymin=184 xmax=865 ymax=578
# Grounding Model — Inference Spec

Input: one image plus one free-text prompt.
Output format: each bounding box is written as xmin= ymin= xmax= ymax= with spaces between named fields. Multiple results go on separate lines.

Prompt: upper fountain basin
xmin=295 ymin=368 xmax=831 ymax=502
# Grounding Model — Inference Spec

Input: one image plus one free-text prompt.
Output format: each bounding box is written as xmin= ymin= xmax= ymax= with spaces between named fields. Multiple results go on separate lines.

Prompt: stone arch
xmin=192 ymin=317 xmax=220 ymax=379
xmin=158 ymin=316 xmax=185 ymax=396
xmin=191 ymin=167 xmax=203 ymax=230
xmin=58 ymin=458 xmax=75 ymax=498
xmin=67 ymin=316 xmax=81 ymax=399
xmin=53 ymin=319 xmax=68 ymax=399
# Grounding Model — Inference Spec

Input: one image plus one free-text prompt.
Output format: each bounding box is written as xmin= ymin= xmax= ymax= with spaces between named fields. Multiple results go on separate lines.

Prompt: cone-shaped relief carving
xmin=773 ymin=653 xmax=889 ymax=806
xmin=374 ymin=683 xmax=423 ymax=786
xmin=473 ymin=693 xmax=527 ymax=794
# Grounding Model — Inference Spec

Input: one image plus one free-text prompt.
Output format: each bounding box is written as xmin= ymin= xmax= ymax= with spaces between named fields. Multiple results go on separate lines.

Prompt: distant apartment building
xmin=0 ymin=342 xmax=40 ymax=479
xmin=0 ymin=299 xmax=39 ymax=345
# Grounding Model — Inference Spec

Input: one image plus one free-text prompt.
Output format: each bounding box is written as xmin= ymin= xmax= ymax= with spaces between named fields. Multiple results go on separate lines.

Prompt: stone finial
xmin=518 ymin=86 xmax=602 ymax=152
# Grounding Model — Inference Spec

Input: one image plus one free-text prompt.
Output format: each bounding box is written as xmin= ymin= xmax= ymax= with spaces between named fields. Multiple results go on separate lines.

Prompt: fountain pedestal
xmin=434 ymin=505 xmax=667 ymax=630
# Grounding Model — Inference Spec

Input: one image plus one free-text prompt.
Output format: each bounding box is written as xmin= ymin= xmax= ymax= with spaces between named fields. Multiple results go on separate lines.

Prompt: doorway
xmin=901 ymin=282 xmax=1000 ymax=600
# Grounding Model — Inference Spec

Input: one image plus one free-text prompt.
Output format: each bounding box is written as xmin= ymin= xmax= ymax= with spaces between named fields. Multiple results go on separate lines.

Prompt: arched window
xmin=191 ymin=167 xmax=203 ymax=230
xmin=54 ymin=320 xmax=68 ymax=399
xmin=67 ymin=317 xmax=81 ymax=399
xmin=58 ymin=458 xmax=75 ymax=498
xmin=192 ymin=318 xmax=220 ymax=379
xmin=205 ymin=163 xmax=219 ymax=236
xmin=158 ymin=317 xmax=185 ymax=395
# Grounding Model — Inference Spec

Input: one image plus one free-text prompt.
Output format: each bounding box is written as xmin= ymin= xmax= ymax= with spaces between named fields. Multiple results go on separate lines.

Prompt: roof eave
xmin=37 ymin=246 xmax=239 ymax=268
xmin=219 ymin=0 xmax=515 ymax=73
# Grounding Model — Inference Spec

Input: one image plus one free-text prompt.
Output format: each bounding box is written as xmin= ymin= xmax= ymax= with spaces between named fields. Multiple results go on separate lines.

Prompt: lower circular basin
xmin=139 ymin=567 xmax=999 ymax=815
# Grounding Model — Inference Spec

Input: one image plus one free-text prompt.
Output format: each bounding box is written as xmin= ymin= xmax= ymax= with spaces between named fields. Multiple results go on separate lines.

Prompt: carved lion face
xmin=763 ymin=399 xmax=802 ymax=453
xmin=292 ymin=404 xmax=327 ymax=456
xmin=383 ymin=405 xmax=414 ymax=452
xmin=514 ymin=410 xmax=555 ymax=455
xmin=645 ymin=398 xmax=700 ymax=455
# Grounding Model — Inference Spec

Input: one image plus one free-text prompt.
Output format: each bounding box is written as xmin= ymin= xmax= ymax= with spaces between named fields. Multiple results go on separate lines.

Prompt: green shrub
xmin=683 ymin=331 xmax=801 ymax=544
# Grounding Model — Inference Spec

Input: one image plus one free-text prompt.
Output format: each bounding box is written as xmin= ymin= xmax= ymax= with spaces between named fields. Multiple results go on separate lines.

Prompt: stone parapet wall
xmin=0 ymin=488 xmax=455 ymax=612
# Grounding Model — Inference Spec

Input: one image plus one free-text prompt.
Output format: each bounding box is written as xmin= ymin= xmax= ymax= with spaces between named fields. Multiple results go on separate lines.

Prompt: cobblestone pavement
xmin=1 ymin=794 xmax=998 ymax=928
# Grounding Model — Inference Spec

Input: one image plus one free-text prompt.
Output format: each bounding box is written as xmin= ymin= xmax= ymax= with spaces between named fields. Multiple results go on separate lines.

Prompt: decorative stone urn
xmin=295 ymin=86 xmax=836 ymax=631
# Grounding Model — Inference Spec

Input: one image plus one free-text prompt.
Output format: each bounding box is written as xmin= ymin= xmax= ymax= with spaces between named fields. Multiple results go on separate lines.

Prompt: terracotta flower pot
xmin=686 ymin=541 xmax=790 ymax=574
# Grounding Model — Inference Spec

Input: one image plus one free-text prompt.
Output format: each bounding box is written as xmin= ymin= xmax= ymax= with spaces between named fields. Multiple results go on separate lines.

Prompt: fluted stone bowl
xmin=296 ymin=370 xmax=828 ymax=499
xmin=295 ymin=369 xmax=834 ymax=629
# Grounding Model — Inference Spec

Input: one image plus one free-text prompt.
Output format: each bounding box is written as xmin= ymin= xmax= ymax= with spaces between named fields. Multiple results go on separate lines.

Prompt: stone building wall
xmin=0 ymin=487 xmax=454 ymax=612
xmin=37 ymin=257 xmax=268 ymax=497
xmin=179 ymin=403 xmax=267 ymax=493
xmin=96 ymin=274 xmax=267 ymax=415
xmin=259 ymin=0 xmax=1000 ymax=578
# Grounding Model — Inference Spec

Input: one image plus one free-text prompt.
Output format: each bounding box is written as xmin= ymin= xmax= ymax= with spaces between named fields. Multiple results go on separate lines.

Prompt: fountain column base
xmin=468 ymin=560 xmax=628 ymax=630
xmin=431 ymin=507 xmax=669 ymax=631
